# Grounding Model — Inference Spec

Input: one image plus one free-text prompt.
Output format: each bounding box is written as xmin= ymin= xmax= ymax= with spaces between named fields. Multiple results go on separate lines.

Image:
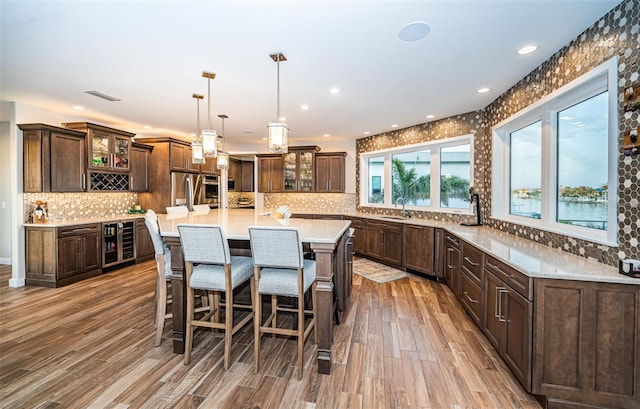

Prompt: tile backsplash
xmin=24 ymin=192 xmax=138 ymax=222
xmin=264 ymin=193 xmax=356 ymax=214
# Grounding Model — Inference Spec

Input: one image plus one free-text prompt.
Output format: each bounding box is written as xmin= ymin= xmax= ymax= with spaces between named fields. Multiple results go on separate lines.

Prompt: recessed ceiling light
xmin=363 ymin=131 xmax=371 ymax=135
xmin=329 ymin=88 xmax=341 ymax=95
xmin=73 ymin=105 xmax=85 ymax=111
xmin=323 ymin=134 xmax=330 ymax=138
xmin=398 ymin=21 xmax=431 ymax=42
xmin=517 ymin=44 xmax=539 ymax=55
xmin=85 ymin=90 xmax=121 ymax=102
xmin=143 ymin=125 xmax=152 ymax=129
xmin=426 ymin=114 xmax=435 ymax=119
xmin=300 ymin=105 xmax=310 ymax=111
xmin=390 ymin=124 xmax=399 ymax=128
xmin=476 ymin=87 xmax=491 ymax=94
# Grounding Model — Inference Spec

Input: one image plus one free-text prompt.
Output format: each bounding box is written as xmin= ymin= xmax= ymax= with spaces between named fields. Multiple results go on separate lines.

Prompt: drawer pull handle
xmin=446 ymin=236 xmax=459 ymax=245
xmin=487 ymin=261 xmax=503 ymax=273
xmin=498 ymin=289 xmax=508 ymax=322
xmin=463 ymin=256 xmax=479 ymax=266
xmin=463 ymin=291 xmax=477 ymax=304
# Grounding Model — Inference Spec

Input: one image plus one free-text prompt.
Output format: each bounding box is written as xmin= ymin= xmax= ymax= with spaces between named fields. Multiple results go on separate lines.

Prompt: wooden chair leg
xmin=184 ymin=284 xmax=195 ymax=365
xmin=254 ymin=267 xmax=262 ymax=374
xmin=155 ymin=277 xmax=167 ymax=346
xmin=297 ymin=289 xmax=305 ymax=380
xmin=224 ymin=286 xmax=233 ymax=371
xmin=271 ymin=295 xmax=278 ymax=337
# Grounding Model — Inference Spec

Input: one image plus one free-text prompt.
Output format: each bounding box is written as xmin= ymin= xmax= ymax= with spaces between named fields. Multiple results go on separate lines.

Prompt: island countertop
xmin=157 ymin=208 xmax=352 ymax=244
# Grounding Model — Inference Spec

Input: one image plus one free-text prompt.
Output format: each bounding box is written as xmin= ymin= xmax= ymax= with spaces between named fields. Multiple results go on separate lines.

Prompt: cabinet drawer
xmin=58 ymin=223 xmax=101 ymax=237
xmin=461 ymin=270 xmax=483 ymax=327
xmin=485 ymin=255 xmax=532 ymax=301
xmin=461 ymin=241 xmax=483 ymax=282
xmin=368 ymin=220 xmax=403 ymax=232
xmin=444 ymin=232 xmax=461 ymax=249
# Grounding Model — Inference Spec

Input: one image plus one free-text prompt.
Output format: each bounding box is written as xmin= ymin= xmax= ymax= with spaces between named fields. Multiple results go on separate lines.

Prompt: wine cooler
xmin=102 ymin=221 xmax=136 ymax=268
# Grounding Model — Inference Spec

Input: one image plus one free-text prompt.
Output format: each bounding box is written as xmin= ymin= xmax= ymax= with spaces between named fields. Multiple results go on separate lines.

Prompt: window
xmin=360 ymin=135 xmax=473 ymax=213
xmin=492 ymin=57 xmax=618 ymax=245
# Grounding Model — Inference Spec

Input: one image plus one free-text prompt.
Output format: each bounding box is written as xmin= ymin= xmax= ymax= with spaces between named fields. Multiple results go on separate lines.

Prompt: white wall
xmin=0 ymin=121 xmax=11 ymax=264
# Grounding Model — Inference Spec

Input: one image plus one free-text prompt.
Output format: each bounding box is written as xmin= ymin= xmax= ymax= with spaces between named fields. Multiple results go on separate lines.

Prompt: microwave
xmin=228 ymin=179 xmax=236 ymax=191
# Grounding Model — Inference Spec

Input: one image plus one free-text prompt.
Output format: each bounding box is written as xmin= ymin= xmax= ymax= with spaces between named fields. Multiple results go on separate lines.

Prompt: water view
xmin=511 ymin=197 xmax=608 ymax=230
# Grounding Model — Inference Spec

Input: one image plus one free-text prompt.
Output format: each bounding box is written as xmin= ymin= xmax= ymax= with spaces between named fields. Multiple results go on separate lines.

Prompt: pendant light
xmin=202 ymin=71 xmax=218 ymax=158
xmin=191 ymin=93 xmax=205 ymax=164
xmin=217 ymin=114 xmax=229 ymax=169
xmin=268 ymin=52 xmax=288 ymax=153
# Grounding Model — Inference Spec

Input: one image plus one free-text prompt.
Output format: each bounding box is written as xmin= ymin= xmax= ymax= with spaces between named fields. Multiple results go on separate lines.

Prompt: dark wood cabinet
xmin=402 ymin=224 xmax=435 ymax=276
xmin=201 ymin=156 xmax=218 ymax=175
xmin=366 ymin=220 xmax=403 ymax=267
xmin=26 ymin=223 xmax=103 ymax=287
xmin=460 ymin=269 xmax=484 ymax=326
xmin=461 ymin=241 xmax=483 ymax=284
xmin=229 ymin=158 xmax=241 ymax=183
xmin=434 ymin=228 xmax=445 ymax=278
xmin=241 ymin=160 xmax=254 ymax=192
xmin=533 ymin=279 xmax=640 ymax=409
xmin=283 ymin=146 xmax=319 ymax=192
xmin=350 ymin=217 xmax=367 ymax=256
xmin=20 ymin=124 xmax=87 ymax=193
xmin=444 ymin=233 xmax=461 ymax=298
xmin=257 ymin=155 xmax=284 ymax=192
xmin=63 ymin=122 xmax=134 ymax=173
xmin=315 ymin=152 xmax=346 ymax=193
xmin=169 ymin=142 xmax=200 ymax=173
xmin=135 ymin=219 xmax=155 ymax=262
xmin=484 ymin=270 xmax=532 ymax=392
xmin=130 ymin=142 xmax=152 ymax=192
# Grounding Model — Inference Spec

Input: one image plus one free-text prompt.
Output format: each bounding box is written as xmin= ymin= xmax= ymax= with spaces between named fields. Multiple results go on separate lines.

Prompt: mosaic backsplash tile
xmin=356 ymin=0 xmax=639 ymax=268
xmin=264 ymin=193 xmax=356 ymax=214
xmin=24 ymin=192 xmax=138 ymax=223
xmin=228 ymin=191 xmax=255 ymax=207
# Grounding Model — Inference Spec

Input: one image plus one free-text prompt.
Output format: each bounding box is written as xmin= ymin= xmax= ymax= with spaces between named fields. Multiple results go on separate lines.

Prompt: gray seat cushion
xmin=189 ymin=256 xmax=253 ymax=291
xmin=258 ymin=259 xmax=316 ymax=297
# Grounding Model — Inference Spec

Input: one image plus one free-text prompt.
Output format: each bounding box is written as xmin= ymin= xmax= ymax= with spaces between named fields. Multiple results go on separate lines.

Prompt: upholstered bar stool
xmin=166 ymin=206 xmax=189 ymax=215
xmin=143 ymin=209 xmax=173 ymax=346
xmin=177 ymin=224 xmax=255 ymax=369
xmin=248 ymin=226 xmax=317 ymax=380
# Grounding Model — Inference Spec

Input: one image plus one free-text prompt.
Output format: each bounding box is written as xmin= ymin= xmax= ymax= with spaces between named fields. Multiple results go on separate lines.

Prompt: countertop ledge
xmin=24 ymin=209 xmax=638 ymax=285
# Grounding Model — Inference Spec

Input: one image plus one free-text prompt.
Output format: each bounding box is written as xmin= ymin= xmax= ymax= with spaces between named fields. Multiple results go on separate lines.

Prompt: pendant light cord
xmin=276 ymin=54 xmax=280 ymax=121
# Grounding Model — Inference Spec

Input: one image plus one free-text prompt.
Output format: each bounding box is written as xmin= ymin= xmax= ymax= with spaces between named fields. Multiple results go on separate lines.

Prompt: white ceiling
xmin=1 ymin=0 xmax=621 ymax=152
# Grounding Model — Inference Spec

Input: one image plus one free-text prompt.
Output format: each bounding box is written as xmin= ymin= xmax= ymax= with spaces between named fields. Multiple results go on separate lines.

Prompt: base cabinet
xmin=533 ymin=279 xmax=640 ymax=409
xmin=402 ymin=224 xmax=435 ymax=276
xmin=26 ymin=224 xmax=102 ymax=287
xmin=135 ymin=219 xmax=155 ymax=262
xmin=444 ymin=233 xmax=461 ymax=298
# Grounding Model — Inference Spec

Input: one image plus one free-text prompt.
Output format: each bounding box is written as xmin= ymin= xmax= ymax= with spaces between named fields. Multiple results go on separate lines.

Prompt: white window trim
xmin=492 ymin=57 xmax=618 ymax=246
xmin=360 ymin=134 xmax=474 ymax=215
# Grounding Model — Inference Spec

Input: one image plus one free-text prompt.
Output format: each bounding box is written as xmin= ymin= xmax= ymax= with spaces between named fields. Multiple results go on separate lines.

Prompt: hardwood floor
xmin=0 ymin=261 xmax=541 ymax=408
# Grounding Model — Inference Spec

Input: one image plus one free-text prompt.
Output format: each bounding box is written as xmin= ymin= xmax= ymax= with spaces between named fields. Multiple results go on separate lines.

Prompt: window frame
xmin=491 ymin=57 xmax=618 ymax=246
xmin=359 ymin=134 xmax=474 ymax=214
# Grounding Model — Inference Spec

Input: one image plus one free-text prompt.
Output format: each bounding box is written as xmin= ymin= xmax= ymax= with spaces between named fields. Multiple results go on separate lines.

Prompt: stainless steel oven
xmin=202 ymin=175 xmax=220 ymax=208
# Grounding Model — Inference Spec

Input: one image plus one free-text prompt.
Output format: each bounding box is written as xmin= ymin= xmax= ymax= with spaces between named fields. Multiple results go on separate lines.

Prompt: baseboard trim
xmin=9 ymin=278 xmax=25 ymax=288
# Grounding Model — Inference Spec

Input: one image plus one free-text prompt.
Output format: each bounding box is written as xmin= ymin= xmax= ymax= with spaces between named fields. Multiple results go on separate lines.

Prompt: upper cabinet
xmin=201 ymin=156 xmax=218 ymax=175
xmin=241 ymin=160 xmax=254 ymax=192
xmin=130 ymin=142 xmax=153 ymax=192
xmin=20 ymin=124 xmax=87 ymax=193
xmin=283 ymin=146 xmax=319 ymax=192
xmin=63 ymin=122 xmax=134 ymax=173
xmin=315 ymin=152 xmax=346 ymax=193
xmin=229 ymin=158 xmax=241 ymax=182
xmin=257 ymin=155 xmax=284 ymax=192
xmin=169 ymin=142 xmax=200 ymax=173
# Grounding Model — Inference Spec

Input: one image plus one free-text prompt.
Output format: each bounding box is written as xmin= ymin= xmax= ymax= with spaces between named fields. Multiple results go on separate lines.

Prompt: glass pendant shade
xmin=191 ymin=141 xmax=205 ymax=164
xmin=202 ymin=129 xmax=218 ymax=158
xmin=217 ymin=151 xmax=229 ymax=169
xmin=268 ymin=121 xmax=289 ymax=153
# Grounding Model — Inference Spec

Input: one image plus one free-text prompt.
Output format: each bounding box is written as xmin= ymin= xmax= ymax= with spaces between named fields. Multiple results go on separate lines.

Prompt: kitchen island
xmin=156 ymin=208 xmax=352 ymax=374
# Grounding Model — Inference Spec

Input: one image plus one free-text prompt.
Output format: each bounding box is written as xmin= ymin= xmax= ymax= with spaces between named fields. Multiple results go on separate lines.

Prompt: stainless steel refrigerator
xmin=170 ymin=172 xmax=205 ymax=211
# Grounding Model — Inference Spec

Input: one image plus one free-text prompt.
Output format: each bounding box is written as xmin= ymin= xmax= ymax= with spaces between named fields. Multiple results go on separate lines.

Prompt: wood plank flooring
xmin=0 ymin=261 xmax=541 ymax=408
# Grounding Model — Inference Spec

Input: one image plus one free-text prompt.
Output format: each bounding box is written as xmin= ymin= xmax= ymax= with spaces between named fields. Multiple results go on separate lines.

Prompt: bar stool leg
xmin=253 ymin=266 xmax=262 ymax=374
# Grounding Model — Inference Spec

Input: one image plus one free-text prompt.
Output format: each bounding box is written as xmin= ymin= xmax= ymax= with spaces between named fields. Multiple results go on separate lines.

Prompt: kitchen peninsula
xmin=156 ymin=208 xmax=352 ymax=374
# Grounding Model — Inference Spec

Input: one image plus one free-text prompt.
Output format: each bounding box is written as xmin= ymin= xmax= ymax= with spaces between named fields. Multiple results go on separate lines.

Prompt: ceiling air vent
xmin=84 ymin=90 xmax=122 ymax=102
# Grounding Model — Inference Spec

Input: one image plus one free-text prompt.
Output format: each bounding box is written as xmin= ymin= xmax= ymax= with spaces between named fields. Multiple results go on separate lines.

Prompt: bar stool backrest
xmin=144 ymin=209 xmax=165 ymax=255
xmin=166 ymin=206 xmax=189 ymax=215
xmin=177 ymin=224 xmax=231 ymax=265
xmin=248 ymin=226 xmax=304 ymax=269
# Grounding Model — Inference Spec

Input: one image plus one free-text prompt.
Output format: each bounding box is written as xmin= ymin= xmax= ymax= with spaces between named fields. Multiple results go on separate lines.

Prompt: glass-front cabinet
xmin=63 ymin=122 xmax=134 ymax=172
xmin=283 ymin=146 xmax=319 ymax=192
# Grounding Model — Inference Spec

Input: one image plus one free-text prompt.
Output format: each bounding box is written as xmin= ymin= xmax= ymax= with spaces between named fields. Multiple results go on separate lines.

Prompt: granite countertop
xmin=23 ymin=213 xmax=145 ymax=227
xmin=23 ymin=208 xmax=637 ymax=285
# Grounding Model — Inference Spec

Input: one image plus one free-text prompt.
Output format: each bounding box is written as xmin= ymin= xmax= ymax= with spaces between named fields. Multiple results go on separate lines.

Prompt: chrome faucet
xmin=395 ymin=197 xmax=407 ymax=218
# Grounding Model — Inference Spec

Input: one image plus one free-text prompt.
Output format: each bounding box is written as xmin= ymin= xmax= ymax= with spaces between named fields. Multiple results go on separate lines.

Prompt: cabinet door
xmin=402 ymin=225 xmax=434 ymax=275
xmin=81 ymin=232 xmax=101 ymax=272
xmin=366 ymin=225 xmax=384 ymax=259
xmin=23 ymin=130 xmax=45 ymax=193
xmin=351 ymin=219 xmax=367 ymax=255
xmin=170 ymin=143 xmax=188 ymax=171
xmin=241 ymin=161 xmax=254 ymax=192
xmin=316 ymin=154 xmax=346 ymax=193
xmin=130 ymin=146 xmax=149 ymax=191
xmin=258 ymin=156 xmax=283 ymax=192
xmin=185 ymin=146 xmax=201 ymax=173
xmin=483 ymin=271 xmax=503 ymax=350
xmin=298 ymin=151 xmax=314 ymax=191
xmin=202 ymin=156 xmax=218 ymax=175
xmin=88 ymin=130 xmax=112 ymax=170
xmin=460 ymin=270 xmax=483 ymax=327
xmin=445 ymin=244 xmax=461 ymax=297
xmin=503 ymin=286 xmax=532 ymax=391
xmin=135 ymin=222 xmax=154 ymax=260
xmin=229 ymin=159 xmax=241 ymax=182
xmin=382 ymin=226 xmax=403 ymax=266
xmin=283 ymin=152 xmax=297 ymax=191
xmin=58 ymin=236 xmax=81 ymax=279
xmin=113 ymin=135 xmax=130 ymax=170
xmin=50 ymin=132 xmax=86 ymax=192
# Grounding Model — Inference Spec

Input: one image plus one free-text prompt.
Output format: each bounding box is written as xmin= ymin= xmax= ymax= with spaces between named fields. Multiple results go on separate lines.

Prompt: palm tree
xmin=440 ymin=174 xmax=470 ymax=206
xmin=392 ymin=158 xmax=429 ymax=205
